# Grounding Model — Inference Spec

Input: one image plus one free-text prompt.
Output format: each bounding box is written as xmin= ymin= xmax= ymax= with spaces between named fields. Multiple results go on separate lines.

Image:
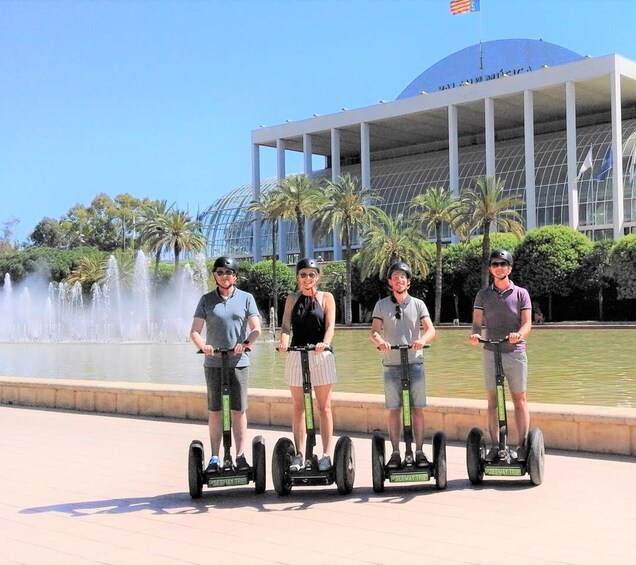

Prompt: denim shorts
xmin=204 ymin=366 xmax=249 ymax=411
xmin=383 ymin=363 xmax=426 ymax=409
xmin=482 ymin=350 xmax=528 ymax=393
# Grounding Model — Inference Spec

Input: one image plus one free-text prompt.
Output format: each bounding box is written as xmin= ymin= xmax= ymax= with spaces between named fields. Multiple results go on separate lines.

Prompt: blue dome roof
xmin=397 ymin=39 xmax=583 ymax=99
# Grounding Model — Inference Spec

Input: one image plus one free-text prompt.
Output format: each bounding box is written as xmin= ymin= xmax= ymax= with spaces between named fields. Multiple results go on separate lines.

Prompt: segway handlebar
xmin=377 ymin=344 xmax=431 ymax=350
xmin=476 ymin=337 xmax=510 ymax=345
xmin=280 ymin=344 xmax=333 ymax=353
xmin=196 ymin=346 xmax=251 ymax=354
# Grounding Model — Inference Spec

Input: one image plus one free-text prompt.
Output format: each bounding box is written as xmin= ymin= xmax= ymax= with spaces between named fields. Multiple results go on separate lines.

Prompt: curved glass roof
xmin=397 ymin=39 xmax=583 ymax=99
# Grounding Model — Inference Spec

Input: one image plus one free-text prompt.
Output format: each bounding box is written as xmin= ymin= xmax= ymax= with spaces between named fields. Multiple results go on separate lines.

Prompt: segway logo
xmin=484 ymin=467 xmax=523 ymax=476
xmin=390 ymin=472 xmax=430 ymax=482
xmin=208 ymin=477 xmax=249 ymax=487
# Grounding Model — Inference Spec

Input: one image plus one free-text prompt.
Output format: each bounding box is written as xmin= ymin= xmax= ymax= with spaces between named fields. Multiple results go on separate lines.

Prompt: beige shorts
xmin=284 ymin=350 xmax=338 ymax=387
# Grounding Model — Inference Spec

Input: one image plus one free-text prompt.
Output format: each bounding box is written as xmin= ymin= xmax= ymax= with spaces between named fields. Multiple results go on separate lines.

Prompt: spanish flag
xmin=450 ymin=0 xmax=480 ymax=15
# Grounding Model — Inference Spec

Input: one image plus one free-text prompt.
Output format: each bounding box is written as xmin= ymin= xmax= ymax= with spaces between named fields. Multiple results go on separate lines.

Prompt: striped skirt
xmin=284 ymin=350 xmax=338 ymax=387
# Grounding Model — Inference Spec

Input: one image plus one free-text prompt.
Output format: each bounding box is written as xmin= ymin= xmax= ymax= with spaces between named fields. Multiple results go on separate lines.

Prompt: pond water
xmin=1 ymin=327 xmax=634 ymax=408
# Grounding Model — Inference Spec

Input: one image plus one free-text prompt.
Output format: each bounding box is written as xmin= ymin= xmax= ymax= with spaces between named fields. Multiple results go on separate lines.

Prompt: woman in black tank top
xmin=278 ymin=258 xmax=338 ymax=471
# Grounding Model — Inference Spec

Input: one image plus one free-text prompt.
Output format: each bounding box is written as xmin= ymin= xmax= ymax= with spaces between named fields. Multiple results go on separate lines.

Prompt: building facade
xmin=201 ymin=39 xmax=636 ymax=262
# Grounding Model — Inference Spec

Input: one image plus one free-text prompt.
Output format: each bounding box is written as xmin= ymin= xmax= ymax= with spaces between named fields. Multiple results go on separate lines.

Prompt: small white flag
xmin=577 ymin=147 xmax=593 ymax=178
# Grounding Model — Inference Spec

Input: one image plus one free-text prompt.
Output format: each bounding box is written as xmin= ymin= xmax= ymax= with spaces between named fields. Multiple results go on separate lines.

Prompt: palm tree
xmin=247 ymin=190 xmax=282 ymax=327
xmin=269 ymin=174 xmax=322 ymax=256
xmin=142 ymin=209 xmax=206 ymax=272
xmin=313 ymin=173 xmax=381 ymax=325
xmin=457 ymin=176 xmax=525 ymax=287
xmin=410 ymin=186 xmax=460 ymax=324
xmin=356 ymin=210 xmax=432 ymax=282
xmin=138 ymin=200 xmax=174 ymax=277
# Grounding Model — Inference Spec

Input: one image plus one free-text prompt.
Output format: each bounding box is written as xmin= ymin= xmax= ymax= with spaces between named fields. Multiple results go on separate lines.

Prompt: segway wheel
xmin=433 ymin=431 xmax=447 ymax=490
xmin=252 ymin=435 xmax=266 ymax=494
xmin=188 ymin=440 xmax=204 ymax=499
xmin=272 ymin=437 xmax=294 ymax=496
xmin=371 ymin=433 xmax=385 ymax=493
xmin=526 ymin=428 xmax=545 ymax=486
xmin=466 ymin=427 xmax=485 ymax=485
xmin=334 ymin=436 xmax=355 ymax=495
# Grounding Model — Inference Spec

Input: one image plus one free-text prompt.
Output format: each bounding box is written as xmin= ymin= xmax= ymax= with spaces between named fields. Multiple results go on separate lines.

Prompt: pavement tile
xmin=2 ymin=405 xmax=636 ymax=564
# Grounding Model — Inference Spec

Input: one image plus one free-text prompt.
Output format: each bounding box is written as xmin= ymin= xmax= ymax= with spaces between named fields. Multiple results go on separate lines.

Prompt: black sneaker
xmin=235 ymin=454 xmax=250 ymax=471
xmin=415 ymin=451 xmax=429 ymax=467
xmin=387 ymin=451 xmax=401 ymax=469
xmin=516 ymin=445 xmax=527 ymax=462
xmin=485 ymin=447 xmax=499 ymax=462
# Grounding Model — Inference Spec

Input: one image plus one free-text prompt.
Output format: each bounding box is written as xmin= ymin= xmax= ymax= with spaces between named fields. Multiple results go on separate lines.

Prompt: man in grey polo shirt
xmin=370 ymin=261 xmax=436 ymax=469
xmin=469 ymin=249 xmax=533 ymax=461
xmin=190 ymin=256 xmax=262 ymax=472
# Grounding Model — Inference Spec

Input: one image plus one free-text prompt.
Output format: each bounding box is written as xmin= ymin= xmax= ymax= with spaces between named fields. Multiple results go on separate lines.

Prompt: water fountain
xmin=0 ymin=250 xmax=207 ymax=342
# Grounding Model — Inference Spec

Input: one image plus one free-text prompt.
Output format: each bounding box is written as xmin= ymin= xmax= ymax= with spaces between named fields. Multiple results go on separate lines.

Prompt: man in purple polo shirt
xmin=468 ymin=249 xmax=533 ymax=461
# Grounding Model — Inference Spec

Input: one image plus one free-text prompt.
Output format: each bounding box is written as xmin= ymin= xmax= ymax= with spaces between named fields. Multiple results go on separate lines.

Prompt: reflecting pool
xmin=1 ymin=327 xmax=634 ymax=407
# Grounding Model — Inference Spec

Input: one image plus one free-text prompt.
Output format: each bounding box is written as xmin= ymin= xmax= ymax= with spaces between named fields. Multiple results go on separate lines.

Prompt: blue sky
xmin=2 ymin=0 xmax=636 ymax=243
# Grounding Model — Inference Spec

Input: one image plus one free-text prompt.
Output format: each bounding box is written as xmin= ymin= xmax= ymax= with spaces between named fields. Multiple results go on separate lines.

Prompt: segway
xmin=272 ymin=345 xmax=355 ymax=496
xmin=371 ymin=344 xmax=447 ymax=493
xmin=188 ymin=347 xmax=266 ymax=498
xmin=466 ymin=337 xmax=545 ymax=486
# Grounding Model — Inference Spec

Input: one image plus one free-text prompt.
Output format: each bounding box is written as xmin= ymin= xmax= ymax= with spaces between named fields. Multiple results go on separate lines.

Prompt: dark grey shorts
xmin=204 ymin=366 xmax=249 ymax=411
xmin=482 ymin=350 xmax=528 ymax=393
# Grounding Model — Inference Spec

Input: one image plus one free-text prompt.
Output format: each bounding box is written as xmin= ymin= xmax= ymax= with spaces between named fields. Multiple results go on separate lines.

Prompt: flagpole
xmin=479 ymin=2 xmax=483 ymax=70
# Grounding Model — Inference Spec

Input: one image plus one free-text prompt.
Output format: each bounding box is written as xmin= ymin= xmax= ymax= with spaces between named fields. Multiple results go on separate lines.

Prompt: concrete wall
xmin=2 ymin=376 xmax=635 ymax=456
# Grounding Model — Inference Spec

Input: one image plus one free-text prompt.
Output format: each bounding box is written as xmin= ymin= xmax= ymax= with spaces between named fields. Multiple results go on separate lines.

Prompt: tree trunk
xmin=272 ymin=222 xmax=278 ymax=328
xmin=434 ymin=224 xmax=443 ymax=324
xmin=480 ymin=221 xmax=492 ymax=288
xmin=598 ymin=287 xmax=604 ymax=321
xmin=344 ymin=225 xmax=352 ymax=326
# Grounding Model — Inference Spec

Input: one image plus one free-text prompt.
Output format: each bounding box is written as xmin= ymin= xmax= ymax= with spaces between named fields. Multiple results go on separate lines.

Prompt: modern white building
xmin=201 ymin=39 xmax=636 ymax=262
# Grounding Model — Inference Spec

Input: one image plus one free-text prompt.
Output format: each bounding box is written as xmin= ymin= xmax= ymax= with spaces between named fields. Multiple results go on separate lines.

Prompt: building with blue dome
xmin=201 ymin=39 xmax=636 ymax=262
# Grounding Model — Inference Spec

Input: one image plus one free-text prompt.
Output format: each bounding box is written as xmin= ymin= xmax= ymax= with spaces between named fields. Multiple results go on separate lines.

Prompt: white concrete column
xmin=276 ymin=138 xmax=287 ymax=262
xmin=448 ymin=104 xmax=460 ymax=243
xmin=610 ymin=71 xmax=624 ymax=239
xmin=303 ymin=133 xmax=314 ymax=258
xmin=484 ymin=98 xmax=495 ymax=177
xmin=448 ymin=105 xmax=459 ymax=197
xmin=524 ymin=90 xmax=537 ymax=230
xmin=360 ymin=122 xmax=371 ymax=189
xmin=251 ymin=143 xmax=262 ymax=262
xmin=566 ymin=81 xmax=579 ymax=230
xmin=331 ymin=128 xmax=343 ymax=260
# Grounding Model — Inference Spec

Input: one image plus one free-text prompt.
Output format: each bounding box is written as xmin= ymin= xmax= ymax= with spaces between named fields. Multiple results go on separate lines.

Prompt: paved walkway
xmin=1 ymin=405 xmax=635 ymax=564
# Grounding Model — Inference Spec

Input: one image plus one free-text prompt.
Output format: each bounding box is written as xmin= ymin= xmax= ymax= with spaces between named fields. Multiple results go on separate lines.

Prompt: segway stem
xmin=285 ymin=345 xmax=333 ymax=467
xmin=477 ymin=337 xmax=510 ymax=453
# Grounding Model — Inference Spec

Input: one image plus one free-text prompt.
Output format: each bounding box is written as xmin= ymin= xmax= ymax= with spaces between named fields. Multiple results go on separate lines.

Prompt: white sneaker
xmin=289 ymin=453 xmax=304 ymax=472
xmin=318 ymin=454 xmax=332 ymax=471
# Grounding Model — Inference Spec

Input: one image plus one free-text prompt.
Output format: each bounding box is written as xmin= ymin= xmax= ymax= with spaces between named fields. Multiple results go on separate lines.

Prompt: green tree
xmin=356 ymin=210 xmax=433 ymax=282
xmin=609 ymin=234 xmax=636 ymax=300
xmin=150 ymin=210 xmax=206 ymax=272
xmin=244 ymin=260 xmax=295 ymax=323
xmin=247 ymin=191 xmax=283 ymax=326
xmin=138 ymin=199 xmax=175 ymax=277
xmin=457 ymin=176 xmax=525 ymax=287
xmin=514 ymin=225 xmax=593 ymax=320
xmin=410 ymin=186 xmax=460 ymax=324
xmin=270 ymin=174 xmax=322 ymax=256
xmin=314 ymin=173 xmax=381 ymax=325
xmin=30 ymin=218 xmax=66 ymax=248
xmin=573 ymin=239 xmax=615 ymax=320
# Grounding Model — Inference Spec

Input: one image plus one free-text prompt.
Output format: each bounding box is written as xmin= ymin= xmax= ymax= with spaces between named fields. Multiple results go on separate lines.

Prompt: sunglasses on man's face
xmin=214 ymin=269 xmax=235 ymax=276
xmin=299 ymin=272 xmax=317 ymax=279
xmin=490 ymin=261 xmax=509 ymax=268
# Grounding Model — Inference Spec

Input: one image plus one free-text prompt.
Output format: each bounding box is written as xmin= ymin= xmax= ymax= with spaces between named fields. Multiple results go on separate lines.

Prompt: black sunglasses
xmin=214 ymin=269 xmax=235 ymax=276
xmin=490 ymin=261 xmax=509 ymax=267
xmin=395 ymin=304 xmax=402 ymax=320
